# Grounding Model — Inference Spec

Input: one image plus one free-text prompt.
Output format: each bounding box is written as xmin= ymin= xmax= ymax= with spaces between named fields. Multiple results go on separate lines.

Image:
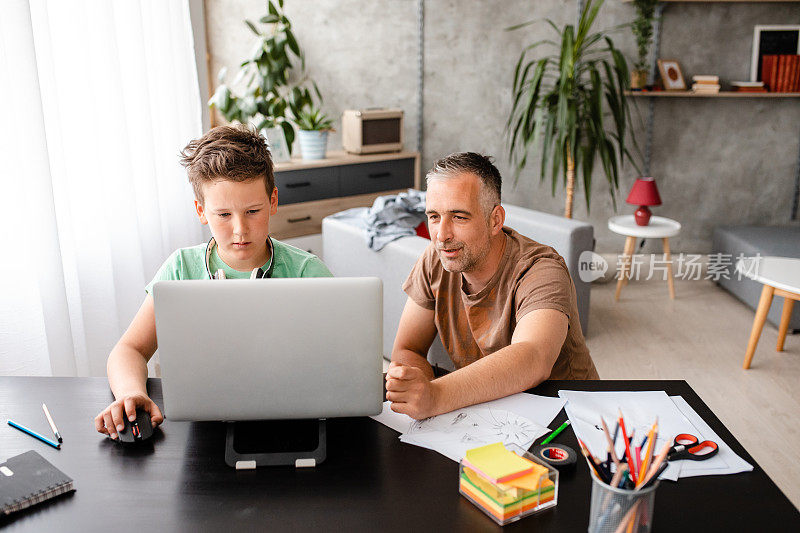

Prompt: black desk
xmin=1 ymin=377 xmax=797 ymax=532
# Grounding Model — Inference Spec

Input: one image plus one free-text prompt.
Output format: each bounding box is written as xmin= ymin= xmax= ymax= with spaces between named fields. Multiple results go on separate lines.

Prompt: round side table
xmin=608 ymin=215 xmax=681 ymax=301
xmin=736 ymin=256 xmax=800 ymax=369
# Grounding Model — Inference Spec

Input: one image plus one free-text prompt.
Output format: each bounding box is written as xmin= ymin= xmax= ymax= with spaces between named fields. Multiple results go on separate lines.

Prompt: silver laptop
xmin=153 ymin=277 xmax=383 ymax=421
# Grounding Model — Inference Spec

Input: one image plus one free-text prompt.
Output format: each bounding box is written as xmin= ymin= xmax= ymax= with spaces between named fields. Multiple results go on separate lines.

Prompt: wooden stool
xmin=738 ymin=256 xmax=800 ymax=369
xmin=608 ymin=215 xmax=681 ymax=301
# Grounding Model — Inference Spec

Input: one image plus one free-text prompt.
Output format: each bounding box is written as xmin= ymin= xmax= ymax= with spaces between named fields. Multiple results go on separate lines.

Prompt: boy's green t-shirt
xmin=145 ymin=238 xmax=332 ymax=294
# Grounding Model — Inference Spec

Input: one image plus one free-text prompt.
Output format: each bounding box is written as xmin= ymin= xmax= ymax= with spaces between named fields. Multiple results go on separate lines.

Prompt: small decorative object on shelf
xmin=629 ymin=0 xmax=659 ymax=90
xmin=626 ymin=177 xmax=661 ymax=226
xmin=657 ymin=59 xmax=686 ymax=91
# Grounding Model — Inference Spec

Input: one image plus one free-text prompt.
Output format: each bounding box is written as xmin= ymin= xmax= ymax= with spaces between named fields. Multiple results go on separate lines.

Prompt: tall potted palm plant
xmin=507 ymin=0 xmax=639 ymax=218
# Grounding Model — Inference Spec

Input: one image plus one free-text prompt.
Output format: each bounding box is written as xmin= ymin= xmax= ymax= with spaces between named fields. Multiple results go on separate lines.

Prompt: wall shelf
xmin=622 ymin=1 xmax=800 ymax=3
xmin=626 ymin=91 xmax=800 ymax=97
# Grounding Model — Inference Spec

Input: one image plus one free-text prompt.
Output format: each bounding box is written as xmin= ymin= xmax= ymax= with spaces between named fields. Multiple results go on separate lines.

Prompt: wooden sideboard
xmin=270 ymin=150 xmax=421 ymax=239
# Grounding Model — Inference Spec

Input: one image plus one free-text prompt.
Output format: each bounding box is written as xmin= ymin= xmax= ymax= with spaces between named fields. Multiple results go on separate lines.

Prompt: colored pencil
xmin=635 ymin=445 xmax=642 ymax=478
xmin=610 ymin=463 xmax=627 ymax=488
xmin=639 ymin=440 xmax=671 ymax=488
xmin=617 ymin=410 xmax=637 ymax=485
xmin=600 ymin=417 xmax=620 ymax=465
xmin=42 ymin=403 xmax=62 ymax=443
xmin=578 ymin=438 xmax=610 ymax=484
xmin=7 ymin=420 xmax=60 ymax=449
xmin=637 ymin=419 xmax=658 ymax=488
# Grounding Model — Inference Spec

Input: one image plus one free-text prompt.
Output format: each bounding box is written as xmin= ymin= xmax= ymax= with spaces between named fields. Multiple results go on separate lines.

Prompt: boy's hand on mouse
xmin=94 ymin=393 xmax=164 ymax=439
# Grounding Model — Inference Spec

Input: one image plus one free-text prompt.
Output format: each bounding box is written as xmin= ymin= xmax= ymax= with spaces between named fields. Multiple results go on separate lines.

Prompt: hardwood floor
xmin=587 ymin=276 xmax=800 ymax=508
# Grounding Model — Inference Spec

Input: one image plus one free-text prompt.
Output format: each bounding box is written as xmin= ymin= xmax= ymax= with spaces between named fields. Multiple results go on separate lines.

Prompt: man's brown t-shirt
xmin=402 ymin=227 xmax=598 ymax=380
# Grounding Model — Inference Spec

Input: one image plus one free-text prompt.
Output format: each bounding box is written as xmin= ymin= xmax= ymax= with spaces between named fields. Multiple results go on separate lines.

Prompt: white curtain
xmin=0 ymin=0 xmax=204 ymax=376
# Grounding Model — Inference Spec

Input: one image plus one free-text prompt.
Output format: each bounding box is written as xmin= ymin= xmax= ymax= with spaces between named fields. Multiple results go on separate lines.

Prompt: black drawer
xmin=274 ymin=167 xmax=340 ymax=204
xmin=339 ymin=158 xmax=415 ymax=197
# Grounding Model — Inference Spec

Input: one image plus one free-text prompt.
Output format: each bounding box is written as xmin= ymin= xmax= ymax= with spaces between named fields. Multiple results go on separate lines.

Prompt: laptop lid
xmin=153 ymin=277 xmax=383 ymax=421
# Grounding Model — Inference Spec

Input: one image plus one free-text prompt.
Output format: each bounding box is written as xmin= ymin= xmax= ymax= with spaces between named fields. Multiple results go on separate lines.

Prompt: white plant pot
xmin=298 ymin=130 xmax=328 ymax=160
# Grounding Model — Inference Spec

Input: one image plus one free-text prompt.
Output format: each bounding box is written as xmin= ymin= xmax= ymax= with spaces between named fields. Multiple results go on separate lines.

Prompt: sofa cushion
xmin=713 ymin=225 xmax=800 ymax=330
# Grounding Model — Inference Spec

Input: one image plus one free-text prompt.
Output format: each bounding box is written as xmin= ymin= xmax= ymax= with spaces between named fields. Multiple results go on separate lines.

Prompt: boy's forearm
xmin=107 ymin=345 xmax=150 ymax=399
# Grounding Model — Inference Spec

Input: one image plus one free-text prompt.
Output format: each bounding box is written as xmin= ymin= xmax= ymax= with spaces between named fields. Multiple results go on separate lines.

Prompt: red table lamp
xmin=626 ymin=177 xmax=662 ymax=226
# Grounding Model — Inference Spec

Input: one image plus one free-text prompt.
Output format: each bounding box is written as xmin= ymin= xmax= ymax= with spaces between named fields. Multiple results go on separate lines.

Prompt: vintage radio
xmin=341 ymin=108 xmax=403 ymax=154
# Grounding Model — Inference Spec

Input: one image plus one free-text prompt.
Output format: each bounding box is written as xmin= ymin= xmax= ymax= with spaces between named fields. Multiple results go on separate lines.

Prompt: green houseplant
xmin=209 ymin=0 xmax=315 ymax=156
xmin=630 ymin=0 xmax=659 ymax=89
xmin=507 ymin=0 xmax=639 ymax=218
xmin=291 ymin=96 xmax=335 ymax=160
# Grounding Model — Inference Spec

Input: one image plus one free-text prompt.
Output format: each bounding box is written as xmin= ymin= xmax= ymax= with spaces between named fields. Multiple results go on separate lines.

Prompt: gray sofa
xmin=712 ymin=225 xmax=800 ymax=330
xmin=322 ymin=202 xmax=594 ymax=369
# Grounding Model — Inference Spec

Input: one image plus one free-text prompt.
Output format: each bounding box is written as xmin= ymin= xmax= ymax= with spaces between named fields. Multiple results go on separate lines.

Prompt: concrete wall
xmin=205 ymin=0 xmax=800 ymax=253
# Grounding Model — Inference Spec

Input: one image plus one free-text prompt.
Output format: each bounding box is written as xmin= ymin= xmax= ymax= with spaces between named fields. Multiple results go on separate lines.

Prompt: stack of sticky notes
xmin=459 ymin=443 xmax=557 ymax=525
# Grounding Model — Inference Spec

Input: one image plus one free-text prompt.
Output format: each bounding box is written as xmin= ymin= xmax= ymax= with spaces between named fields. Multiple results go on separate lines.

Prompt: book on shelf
xmin=761 ymin=54 xmax=800 ymax=92
xmin=1 ymin=450 xmax=74 ymax=515
xmin=731 ymin=81 xmax=767 ymax=93
xmin=692 ymin=75 xmax=719 ymax=84
xmin=691 ymin=83 xmax=720 ymax=94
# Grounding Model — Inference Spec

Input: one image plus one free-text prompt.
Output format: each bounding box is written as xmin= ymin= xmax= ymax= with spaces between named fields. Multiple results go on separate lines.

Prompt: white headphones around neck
xmin=204 ymin=236 xmax=275 ymax=280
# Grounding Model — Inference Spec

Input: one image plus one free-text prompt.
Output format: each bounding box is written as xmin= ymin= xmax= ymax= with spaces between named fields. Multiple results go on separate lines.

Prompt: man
xmin=386 ymin=152 xmax=598 ymax=420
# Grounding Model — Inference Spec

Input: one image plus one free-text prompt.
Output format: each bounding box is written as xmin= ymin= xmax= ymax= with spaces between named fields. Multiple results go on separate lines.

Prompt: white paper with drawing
xmin=558 ymin=390 xmax=750 ymax=481
xmin=370 ymin=392 xmax=565 ymax=462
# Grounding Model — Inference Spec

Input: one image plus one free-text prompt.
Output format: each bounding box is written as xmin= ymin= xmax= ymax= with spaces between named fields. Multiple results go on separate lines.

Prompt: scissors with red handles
xmin=667 ymin=433 xmax=719 ymax=461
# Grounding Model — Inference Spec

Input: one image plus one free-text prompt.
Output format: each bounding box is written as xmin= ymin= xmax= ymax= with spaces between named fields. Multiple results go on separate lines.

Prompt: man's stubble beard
xmin=437 ymin=238 xmax=491 ymax=273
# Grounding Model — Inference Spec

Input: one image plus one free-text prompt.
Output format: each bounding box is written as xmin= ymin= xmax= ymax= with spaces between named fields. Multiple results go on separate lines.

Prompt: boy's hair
xmin=426 ymin=152 xmax=502 ymax=216
xmin=179 ymin=125 xmax=274 ymax=204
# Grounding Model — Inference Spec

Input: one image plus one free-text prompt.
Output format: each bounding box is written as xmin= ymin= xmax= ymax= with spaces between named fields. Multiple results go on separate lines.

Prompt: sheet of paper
xmin=370 ymin=400 xmax=551 ymax=463
xmin=559 ymin=390 xmax=699 ymax=481
xmin=369 ymin=401 xmax=413 ymax=434
xmin=478 ymin=392 xmax=566 ymax=429
xmin=670 ymin=395 xmax=753 ymax=477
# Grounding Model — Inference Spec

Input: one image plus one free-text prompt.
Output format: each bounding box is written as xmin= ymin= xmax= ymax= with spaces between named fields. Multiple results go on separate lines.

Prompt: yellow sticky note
xmin=502 ymin=464 xmax=548 ymax=491
xmin=465 ymin=442 xmax=534 ymax=482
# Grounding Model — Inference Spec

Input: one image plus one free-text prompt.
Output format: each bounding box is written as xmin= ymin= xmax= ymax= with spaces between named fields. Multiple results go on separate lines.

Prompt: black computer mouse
xmin=117 ymin=410 xmax=154 ymax=444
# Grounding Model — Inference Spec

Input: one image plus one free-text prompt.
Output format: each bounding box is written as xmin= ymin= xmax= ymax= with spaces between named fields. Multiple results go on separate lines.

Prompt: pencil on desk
xmin=42 ymin=403 xmax=62 ymax=443
xmin=7 ymin=420 xmax=61 ymax=449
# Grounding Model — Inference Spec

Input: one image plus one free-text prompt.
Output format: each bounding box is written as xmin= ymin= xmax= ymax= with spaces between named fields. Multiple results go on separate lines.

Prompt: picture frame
xmin=262 ymin=126 xmax=291 ymax=163
xmin=750 ymin=25 xmax=800 ymax=82
xmin=657 ymin=59 xmax=686 ymax=91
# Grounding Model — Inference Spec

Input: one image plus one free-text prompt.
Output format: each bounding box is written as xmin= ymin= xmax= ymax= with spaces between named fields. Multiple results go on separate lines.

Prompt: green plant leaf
xmin=286 ymin=30 xmax=300 ymax=56
xmin=260 ymin=15 xmax=280 ymax=24
xmin=245 ymin=20 xmax=260 ymax=36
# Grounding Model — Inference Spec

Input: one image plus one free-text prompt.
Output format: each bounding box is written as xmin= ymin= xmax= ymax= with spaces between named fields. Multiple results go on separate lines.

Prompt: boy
xmin=94 ymin=125 xmax=332 ymax=439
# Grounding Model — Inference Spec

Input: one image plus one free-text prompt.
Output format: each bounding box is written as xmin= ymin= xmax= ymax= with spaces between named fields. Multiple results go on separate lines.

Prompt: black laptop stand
xmin=224 ymin=419 xmax=327 ymax=469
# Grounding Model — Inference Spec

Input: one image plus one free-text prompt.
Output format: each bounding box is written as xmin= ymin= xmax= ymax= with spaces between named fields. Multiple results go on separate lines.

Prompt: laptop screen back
xmin=153 ymin=277 xmax=383 ymax=421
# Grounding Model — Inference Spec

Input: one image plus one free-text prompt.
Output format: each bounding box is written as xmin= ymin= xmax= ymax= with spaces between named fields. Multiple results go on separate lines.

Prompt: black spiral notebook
xmin=1 ymin=450 xmax=74 ymax=515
